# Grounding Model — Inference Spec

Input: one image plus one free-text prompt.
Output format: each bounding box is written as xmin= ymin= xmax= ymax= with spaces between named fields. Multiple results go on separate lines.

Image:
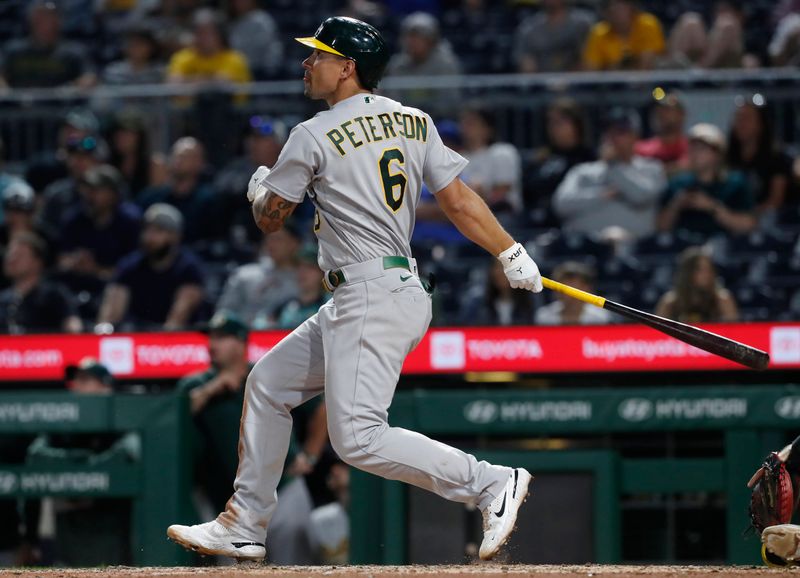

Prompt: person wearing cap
xmin=216 ymin=223 xmax=301 ymax=328
xmin=97 ymin=203 xmax=205 ymax=331
xmin=0 ymin=232 xmax=81 ymax=334
xmin=214 ymin=117 xmax=288 ymax=241
xmin=582 ymin=0 xmax=665 ymax=71
xmin=0 ymin=180 xmax=57 ymax=263
xmin=273 ymin=245 xmax=330 ymax=330
xmin=384 ymin=11 xmax=461 ymax=106
xmin=24 ymin=108 xmax=100 ymax=195
xmin=535 ymin=261 xmax=613 ymax=325
xmin=634 ymin=92 xmax=689 ymax=174
xmin=658 ymin=123 xmax=756 ymax=238
xmin=59 ymin=165 xmax=142 ymax=288
xmin=39 ymin=134 xmax=107 ymax=231
xmin=553 ymin=107 xmax=667 ymax=241
xmin=26 ymin=357 xmax=138 ymax=566
xmin=177 ymin=312 xmax=322 ymax=563
xmin=138 ymin=137 xmax=220 ymax=243
xmin=0 ymin=1 xmax=96 ymax=89
xmin=102 ymin=25 xmax=165 ymax=86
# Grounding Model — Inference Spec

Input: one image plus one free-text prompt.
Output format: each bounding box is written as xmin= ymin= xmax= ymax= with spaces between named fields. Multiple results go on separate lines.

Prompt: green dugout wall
xmin=0 ymin=392 xmax=193 ymax=566
xmin=351 ymin=385 xmax=800 ymax=565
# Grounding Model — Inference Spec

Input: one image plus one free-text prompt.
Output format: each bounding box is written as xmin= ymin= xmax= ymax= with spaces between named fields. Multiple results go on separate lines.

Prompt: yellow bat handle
xmin=541 ymin=277 xmax=607 ymax=309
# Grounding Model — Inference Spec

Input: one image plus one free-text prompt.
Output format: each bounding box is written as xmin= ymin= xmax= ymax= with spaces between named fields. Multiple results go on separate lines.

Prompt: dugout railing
xmin=0 ymin=392 xmax=194 ymax=566
xmin=351 ymin=385 xmax=800 ymax=566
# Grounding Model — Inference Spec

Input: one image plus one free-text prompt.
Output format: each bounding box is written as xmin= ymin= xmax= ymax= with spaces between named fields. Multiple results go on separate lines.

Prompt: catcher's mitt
xmin=748 ymin=452 xmax=795 ymax=534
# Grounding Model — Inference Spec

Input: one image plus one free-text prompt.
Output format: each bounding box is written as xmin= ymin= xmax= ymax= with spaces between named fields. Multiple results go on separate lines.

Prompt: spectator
xmin=0 ymin=232 xmax=81 ymax=334
xmin=177 ymin=311 xmax=321 ymax=564
xmin=102 ymin=25 xmax=164 ymax=85
xmin=525 ymin=98 xmax=595 ymax=213
xmin=26 ymin=357 xmax=137 ymax=566
xmin=655 ymin=246 xmax=738 ymax=323
xmin=25 ymin=109 xmax=100 ymax=194
xmin=770 ymin=9 xmax=800 ymax=66
xmin=384 ymin=12 xmax=460 ymax=104
xmin=216 ymin=224 xmax=301 ymax=329
xmin=227 ymin=0 xmax=283 ymax=79
xmin=460 ymin=260 xmax=535 ymax=326
xmin=308 ymin=462 xmax=350 ymax=564
xmin=39 ymin=135 xmax=106 ymax=231
xmin=0 ymin=181 xmax=56 ymax=269
xmin=459 ymin=106 xmax=522 ymax=216
xmin=59 ymin=165 xmax=142 ymax=287
xmin=0 ymin=1 xmax=96 ymax=89
xmin=634 ymin=92 xmax=689 ymax=175
xmin=727 ymin=96 xmax=793 ymax=214
xmin=658 ymin=123 xmax=756 ymax=238
xmin=214 ymin=117 xmax=287 ymax=241
xmin=166 ymin=9 xmax=252 ymax=86
xmin=666 ymin=1 xmax=746 ymax=69
xmin=582 ymin=0 xmax=665 ymax=71
xmin=553 ymin=108 xmax=666 ymax=241
xmin=137 ymin=137 xmax=218 ymax=242
xmin=512 ymin=0 xmax=594 ymax=73
xmin=274 ymin=246 xmax=329 ymax=330
xmin=535 ymin=262 xmax=612 ymax=325
xmin=97 ymin=203 xmax=205 ymax=331
xmin=106 ymin=110 xmax=166 ymax=198
xmin=0 ymin=139 xmax=30 ymax=227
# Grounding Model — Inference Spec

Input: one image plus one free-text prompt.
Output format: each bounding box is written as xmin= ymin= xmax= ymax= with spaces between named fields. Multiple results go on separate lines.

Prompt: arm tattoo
xmin=253 ymin=191 xmax=297 ymax=234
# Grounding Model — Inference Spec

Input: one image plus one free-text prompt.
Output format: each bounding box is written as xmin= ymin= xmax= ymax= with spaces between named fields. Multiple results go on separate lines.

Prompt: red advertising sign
xmin=0 ymin=323 xmax=796 ymax=381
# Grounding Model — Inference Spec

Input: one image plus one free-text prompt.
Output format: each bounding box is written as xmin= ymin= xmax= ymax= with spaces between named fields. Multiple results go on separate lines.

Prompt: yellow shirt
xmin=582 ymin=12 xmax=665 ymax=70
xmin=167 ymin=48 xmax=252 ymax=84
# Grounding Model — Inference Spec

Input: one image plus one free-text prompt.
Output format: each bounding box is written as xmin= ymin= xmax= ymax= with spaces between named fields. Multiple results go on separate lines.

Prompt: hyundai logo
xmin=464 ymin=400 xmax=499 ymax=424
xmin=618 ymin=398 xmax=654 ymax=422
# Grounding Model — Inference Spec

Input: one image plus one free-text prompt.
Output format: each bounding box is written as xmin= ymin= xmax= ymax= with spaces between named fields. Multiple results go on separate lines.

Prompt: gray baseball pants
xmin=217 ymin=258 xmax=511 ymax=543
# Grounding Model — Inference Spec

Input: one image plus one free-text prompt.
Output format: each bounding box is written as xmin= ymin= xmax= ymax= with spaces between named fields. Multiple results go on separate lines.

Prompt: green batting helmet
xmin=296 ymin=17 xmax=389 ymax=90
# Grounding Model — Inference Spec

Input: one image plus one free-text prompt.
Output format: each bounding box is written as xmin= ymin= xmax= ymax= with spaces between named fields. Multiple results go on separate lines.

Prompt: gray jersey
xmin=261 ymin=93 xmax=467 ymax=270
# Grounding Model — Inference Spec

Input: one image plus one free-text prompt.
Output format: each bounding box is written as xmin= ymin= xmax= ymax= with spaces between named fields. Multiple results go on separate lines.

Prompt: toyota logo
xmin=618 ymin=398 xmax=654 ymax=422
xmin=775 ymin=396 xmax=800 ymax=420
xmin=464 ymin=400 xmax=499 ymax=424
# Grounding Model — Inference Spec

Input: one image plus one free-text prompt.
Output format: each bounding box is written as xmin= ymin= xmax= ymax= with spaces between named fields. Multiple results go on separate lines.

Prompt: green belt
xmin=326 ymin=256 xmax=411 ymax=290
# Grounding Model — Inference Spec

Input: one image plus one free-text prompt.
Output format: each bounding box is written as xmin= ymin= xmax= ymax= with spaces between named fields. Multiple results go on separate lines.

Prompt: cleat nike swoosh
xmin=400 ymin=274 xmax=413 ymax=282
xmin=494 ymin=493 xmax=507 ymax=518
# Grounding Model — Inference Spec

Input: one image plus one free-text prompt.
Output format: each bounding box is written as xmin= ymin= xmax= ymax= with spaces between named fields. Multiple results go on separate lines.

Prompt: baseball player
xmin=167 ymin=16 xmax=542 ymax=562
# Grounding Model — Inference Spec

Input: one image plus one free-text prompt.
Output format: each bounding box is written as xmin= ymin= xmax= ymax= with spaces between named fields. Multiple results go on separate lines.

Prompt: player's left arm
xmin=251 ymin=190 xmax=298 ymax=234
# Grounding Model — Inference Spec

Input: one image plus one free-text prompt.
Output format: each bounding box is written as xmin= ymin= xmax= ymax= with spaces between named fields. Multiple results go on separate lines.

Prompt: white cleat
xmin=479 ymin=468 xmax=532 ymax=561
xmin=167 ymin=520 xmax=266 ymax=561
xmin=762 ymin=524 xmax=800 ymax=563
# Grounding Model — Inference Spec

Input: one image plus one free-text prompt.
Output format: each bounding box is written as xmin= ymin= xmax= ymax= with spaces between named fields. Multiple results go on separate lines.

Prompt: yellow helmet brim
xmin=295 ymin=37 xmax=346 ymax=58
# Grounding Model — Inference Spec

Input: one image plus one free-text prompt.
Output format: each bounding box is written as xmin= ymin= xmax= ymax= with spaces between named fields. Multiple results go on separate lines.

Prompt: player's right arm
xmin=436 ymin=177 xmax=542 ymax=292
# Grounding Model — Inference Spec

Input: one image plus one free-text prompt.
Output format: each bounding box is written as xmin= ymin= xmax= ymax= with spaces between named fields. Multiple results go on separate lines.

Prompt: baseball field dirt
xmin=0 ymin=565 xmax=784 ymax=578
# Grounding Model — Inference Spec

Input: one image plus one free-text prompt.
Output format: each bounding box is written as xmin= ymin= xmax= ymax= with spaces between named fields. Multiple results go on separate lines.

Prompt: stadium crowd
xmin=0 ymin=0 xmax=796 ymax=337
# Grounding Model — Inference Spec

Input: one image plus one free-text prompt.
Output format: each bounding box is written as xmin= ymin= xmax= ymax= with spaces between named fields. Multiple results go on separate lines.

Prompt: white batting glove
xmin=498 ymin=242 xmax=543 ymax=293
xmin=247 ymin=165 xmax=270 ymax=203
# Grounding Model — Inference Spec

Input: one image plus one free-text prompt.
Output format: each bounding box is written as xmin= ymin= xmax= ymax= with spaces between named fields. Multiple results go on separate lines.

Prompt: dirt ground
xmin=0 ymin=565 xmax=786 ymax=578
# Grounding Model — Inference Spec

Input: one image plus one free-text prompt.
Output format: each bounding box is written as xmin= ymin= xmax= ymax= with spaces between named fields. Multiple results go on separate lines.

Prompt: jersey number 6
xmin=379 ymin=148 xmax=406 ymax=212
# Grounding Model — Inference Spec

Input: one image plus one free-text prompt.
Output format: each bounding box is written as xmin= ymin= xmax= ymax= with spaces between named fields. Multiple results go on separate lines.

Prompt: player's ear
xmin=341 ymin=59 xmax=356 ymax=82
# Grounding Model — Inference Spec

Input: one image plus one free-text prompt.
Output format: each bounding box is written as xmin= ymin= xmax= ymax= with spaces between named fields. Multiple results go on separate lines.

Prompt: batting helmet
xmin=295 ymin=17 xmax=389 ymax=90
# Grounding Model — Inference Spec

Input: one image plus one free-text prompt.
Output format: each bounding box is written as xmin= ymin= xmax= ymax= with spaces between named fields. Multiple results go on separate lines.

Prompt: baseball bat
xmin=541 ymin=277 xmax=770 ymax=370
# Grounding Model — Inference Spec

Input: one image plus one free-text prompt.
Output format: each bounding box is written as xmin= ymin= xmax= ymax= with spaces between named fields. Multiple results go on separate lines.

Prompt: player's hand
xmin=247 ymin=165 xmax=270 ymax=203
xmin=498 ymin=242 xmax=542 ymax=293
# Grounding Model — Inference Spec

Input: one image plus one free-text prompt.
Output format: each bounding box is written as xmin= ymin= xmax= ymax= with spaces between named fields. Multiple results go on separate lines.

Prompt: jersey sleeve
xmin=423 ymin=118 xmax=469 ymax=194
xmin=260 ymin=125 xmax=322 ymax=203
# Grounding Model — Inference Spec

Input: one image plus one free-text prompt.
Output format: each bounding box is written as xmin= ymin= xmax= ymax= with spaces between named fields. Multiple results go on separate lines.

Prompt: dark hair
xmin=552 ymin=261 xmax=596 ymax=285
xmin=193 ymin=8 xmax=229 ymax=49
xmin=461 ymin=104 xmax=497 ymax=144
xmin=484 ymin=261 xmax=534 ymax=323
xmin=727 ymin=97 xmax=776 ymax=169
xmin=107 ymin=111 xmax=152 ymax=196
xmin=670 ymin=246 xmax=721 ymax=322
xmin=546 ymin=97 xmax=587 ymax=147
